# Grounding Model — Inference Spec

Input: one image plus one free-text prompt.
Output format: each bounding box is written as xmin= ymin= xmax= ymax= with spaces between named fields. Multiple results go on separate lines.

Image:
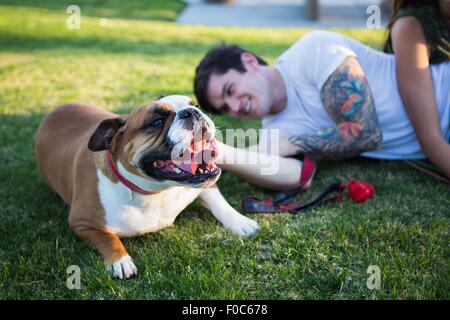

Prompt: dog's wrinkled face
xmin=88 ymin=95 xmax=220 ymax=188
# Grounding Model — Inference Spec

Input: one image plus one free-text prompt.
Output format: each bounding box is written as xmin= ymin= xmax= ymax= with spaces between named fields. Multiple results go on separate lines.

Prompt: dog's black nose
xmin=179 ymin=108 xmax=201 ymax=120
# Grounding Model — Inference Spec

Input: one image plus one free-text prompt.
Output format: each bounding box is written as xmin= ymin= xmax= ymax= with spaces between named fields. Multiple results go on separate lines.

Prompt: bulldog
xmin=35 ymin=95 xmax=259 ymax=279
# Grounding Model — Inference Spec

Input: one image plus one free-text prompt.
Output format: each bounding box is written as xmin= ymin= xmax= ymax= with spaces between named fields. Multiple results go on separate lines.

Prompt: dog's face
xmin=88 ymin=95 xmax=220 ymax=188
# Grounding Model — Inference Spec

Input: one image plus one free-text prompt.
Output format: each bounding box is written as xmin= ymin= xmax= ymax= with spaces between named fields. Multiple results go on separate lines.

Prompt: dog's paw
xmin=226 ymin=214 xmax=260 ymax=237
xmin=109 ymin=255 xmax=138 ymax=279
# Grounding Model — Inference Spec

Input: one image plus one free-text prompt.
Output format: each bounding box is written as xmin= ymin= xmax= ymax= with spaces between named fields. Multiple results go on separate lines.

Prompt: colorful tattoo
xmin=288 ymin=57 xmax=382 ymax=160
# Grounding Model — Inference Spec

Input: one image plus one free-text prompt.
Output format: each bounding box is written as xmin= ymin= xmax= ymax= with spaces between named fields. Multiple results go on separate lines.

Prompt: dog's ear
xmin=88 ymin=117 xmax=126 ymax=152
xmin=157 ymin=95 xmax=165 ymax=100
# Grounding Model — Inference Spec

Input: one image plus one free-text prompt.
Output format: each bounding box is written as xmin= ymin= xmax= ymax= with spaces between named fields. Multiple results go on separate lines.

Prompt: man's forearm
xmin=215 ymin=141 xmax=303 ymax=190
xmin=288 ymin=121 xmax=381 ymax=160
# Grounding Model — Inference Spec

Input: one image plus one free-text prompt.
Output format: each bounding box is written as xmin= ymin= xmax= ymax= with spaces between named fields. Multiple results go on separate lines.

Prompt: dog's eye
xmin=152 ymin=118 xmax=164 ymax=127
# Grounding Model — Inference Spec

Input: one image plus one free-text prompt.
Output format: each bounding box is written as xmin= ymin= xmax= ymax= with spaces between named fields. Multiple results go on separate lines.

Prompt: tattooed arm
xmin=284 ymin=56 xmax=382 ymax=161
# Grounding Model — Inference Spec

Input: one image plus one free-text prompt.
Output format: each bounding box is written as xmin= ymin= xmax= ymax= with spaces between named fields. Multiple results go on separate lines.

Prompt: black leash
xmin=241 ymin=181 xmax=345 ymax=214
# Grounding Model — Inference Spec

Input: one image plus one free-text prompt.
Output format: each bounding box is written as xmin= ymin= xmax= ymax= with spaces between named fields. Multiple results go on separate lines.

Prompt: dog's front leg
xmin=198 ymin=185 xmax=260 ymax=236
xmin=70 ymin=221 xmax=137 ymax=279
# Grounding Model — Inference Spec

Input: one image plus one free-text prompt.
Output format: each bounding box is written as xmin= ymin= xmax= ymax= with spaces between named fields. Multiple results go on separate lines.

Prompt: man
xmin=193 ymin=31 xmax=450 ymax=187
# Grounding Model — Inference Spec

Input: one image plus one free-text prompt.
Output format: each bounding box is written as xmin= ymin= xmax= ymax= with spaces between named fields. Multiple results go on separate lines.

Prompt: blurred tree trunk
xmin=206 ymin=0 xmax=235 ymax=3
xmin=305 ymin=0 xmax=319 ymax=20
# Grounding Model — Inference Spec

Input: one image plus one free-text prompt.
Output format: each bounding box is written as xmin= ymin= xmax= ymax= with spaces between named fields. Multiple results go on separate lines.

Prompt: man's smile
xmin=243 ymin=96 xmax=252 ymax=116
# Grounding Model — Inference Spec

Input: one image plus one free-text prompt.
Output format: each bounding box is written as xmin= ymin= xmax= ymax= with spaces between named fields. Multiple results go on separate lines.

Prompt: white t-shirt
xmin=261 ymin=31 xmax=450 ymax=159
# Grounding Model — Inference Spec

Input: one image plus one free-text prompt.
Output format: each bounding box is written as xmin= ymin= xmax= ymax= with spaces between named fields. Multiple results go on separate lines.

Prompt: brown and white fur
xmin=35 ymin=95 xmax=259 ymax=279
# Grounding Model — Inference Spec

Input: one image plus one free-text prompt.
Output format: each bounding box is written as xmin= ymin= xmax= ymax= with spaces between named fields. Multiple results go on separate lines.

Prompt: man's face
xmin=206 ymin=53 xmax=273 ymax=119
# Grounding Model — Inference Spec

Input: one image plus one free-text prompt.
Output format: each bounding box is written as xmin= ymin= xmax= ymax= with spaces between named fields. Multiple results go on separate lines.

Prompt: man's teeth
xmin=245 ymin=99 xmax=251 ymax=114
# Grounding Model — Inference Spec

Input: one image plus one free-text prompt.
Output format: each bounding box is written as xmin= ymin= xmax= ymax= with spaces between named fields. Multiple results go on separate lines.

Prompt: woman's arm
xmin=391 ymin=16 xmax=450 ymax=178
xmin=285 ymin=56 xmax=382 ymax=160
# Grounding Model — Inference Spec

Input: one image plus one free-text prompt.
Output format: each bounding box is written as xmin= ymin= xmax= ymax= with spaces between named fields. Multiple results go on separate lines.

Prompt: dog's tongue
xmin=176 ymin=139 xmax=218 ymax=175
xmin=177 ymin=155 xmax=199 ymax=175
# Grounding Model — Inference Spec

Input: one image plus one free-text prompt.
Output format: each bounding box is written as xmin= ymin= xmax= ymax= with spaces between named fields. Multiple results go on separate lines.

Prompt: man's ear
xmin=88 ymin=117 xmax=126 ymax=152
xmin=241 ymin=52 xmax=259 ymax=71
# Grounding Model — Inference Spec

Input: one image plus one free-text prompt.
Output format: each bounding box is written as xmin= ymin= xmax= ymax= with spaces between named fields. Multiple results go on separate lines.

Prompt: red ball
xmin=347 ymin=179 xmax=375 ymax=203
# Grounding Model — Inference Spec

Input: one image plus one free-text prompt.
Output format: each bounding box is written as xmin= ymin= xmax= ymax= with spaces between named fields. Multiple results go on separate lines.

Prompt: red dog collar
xmin=107 ymin=151 xmax=158 ymax=196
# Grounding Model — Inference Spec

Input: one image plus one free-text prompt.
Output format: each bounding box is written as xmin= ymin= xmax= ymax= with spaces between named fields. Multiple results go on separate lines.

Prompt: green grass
xmin=0 ymin=0 xmax=449 ymax=299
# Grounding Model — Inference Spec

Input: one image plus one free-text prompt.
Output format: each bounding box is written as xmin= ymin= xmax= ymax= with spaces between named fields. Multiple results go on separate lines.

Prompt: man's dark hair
xmin=194 ymin=44 xmax=267 ymax=115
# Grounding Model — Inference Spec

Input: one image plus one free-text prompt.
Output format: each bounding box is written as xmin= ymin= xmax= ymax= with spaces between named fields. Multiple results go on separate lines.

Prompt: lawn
xmin=0 ymin=0 xmax=448 ymax=299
